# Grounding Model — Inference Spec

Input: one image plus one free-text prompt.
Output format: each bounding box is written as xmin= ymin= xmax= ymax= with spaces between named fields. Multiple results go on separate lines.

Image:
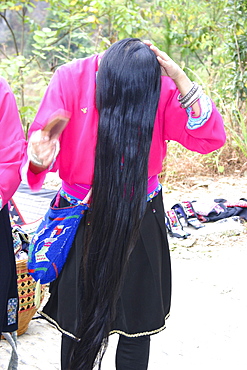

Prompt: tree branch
xmin=194 ymin=50 xmax=211 ymax=76
xmin=47 ymin=23 xmax=88 ymax=47
xmin=19 ymin=55 xmax=35 ymax=69
xmin=0 ymin=12 xmax=19 ymax=55
xmin=0 ymin=48 xmax=10 ymax=59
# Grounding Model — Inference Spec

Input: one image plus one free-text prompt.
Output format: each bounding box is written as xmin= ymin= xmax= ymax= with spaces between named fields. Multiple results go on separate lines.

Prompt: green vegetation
xmin=0 ymin=0 xmax=246 ymax=177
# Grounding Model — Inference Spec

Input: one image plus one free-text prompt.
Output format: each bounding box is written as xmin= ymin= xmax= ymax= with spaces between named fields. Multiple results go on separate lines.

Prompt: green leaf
xmin=125 ymin=24 xmax=132 ymax=34
xmin=33 ymin=35 xmax=44 ymax=43
xmin=218 ymin=165 xmax=224 ymax=173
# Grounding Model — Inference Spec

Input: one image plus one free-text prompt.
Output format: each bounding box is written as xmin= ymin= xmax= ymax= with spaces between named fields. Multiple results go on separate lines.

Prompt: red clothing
xmin=27 ymin=54 xmax=226 ymax=190
xmin=0 ymin=77 xmax=26 ymax=208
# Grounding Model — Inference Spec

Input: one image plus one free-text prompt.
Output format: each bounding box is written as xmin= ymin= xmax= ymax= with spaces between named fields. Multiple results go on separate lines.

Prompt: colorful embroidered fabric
xmin=193 ymin=198 xmax=247 ymax=222
xmin=172 ymin=201 xmax=204 ymax=229
xmin=186 ymin=94 xmax=213 ymax=130
xmin=28 ymin=199 xmax=89 ymax=284
xmin=147 ymin=183 xmax=162 ymax=202
xmin=165 ymin=209 xmax=190 ymax=239
xmin=60 ymin=188 xmax=83 ymax=206
xmin=7 ymin=298 xmax=18 ymax=325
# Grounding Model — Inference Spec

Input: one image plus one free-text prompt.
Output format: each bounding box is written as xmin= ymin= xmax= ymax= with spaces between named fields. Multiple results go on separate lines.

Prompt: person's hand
xmin=143 ymin=40 xmax=185 ymax=81
xmin=28 ymin=129 xmax=59 ymax=170
xmin=144 ymin=40 xmax=201 ymax=116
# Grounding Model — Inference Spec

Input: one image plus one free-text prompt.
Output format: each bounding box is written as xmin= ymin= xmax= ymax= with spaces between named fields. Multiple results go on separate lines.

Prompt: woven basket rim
xmin=16 ymin=258 xmax=28 ymax=264
xmin=16 ymin=258 xmax=28 ymax=270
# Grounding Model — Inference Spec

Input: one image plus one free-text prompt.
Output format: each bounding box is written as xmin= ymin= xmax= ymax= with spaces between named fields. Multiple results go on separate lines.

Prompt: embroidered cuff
xmin=186 ymin=94 xmax=213 ymax=130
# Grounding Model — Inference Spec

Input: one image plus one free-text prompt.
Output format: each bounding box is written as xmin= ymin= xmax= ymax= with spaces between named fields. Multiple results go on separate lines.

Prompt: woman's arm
xmin=26 ymin=67 xmax=66 ymax=190
xmin=145 ymin=41 xmax=226 ymax=153
xmin=144 ymin=41 xmax=201 ymax=116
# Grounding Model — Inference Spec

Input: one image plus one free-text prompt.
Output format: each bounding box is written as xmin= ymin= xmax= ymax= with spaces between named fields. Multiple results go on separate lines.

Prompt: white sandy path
xmin=1 ymin=238 xmax=246 ymax=370
xmin=1 ymin=176 xmax=247 ymax=369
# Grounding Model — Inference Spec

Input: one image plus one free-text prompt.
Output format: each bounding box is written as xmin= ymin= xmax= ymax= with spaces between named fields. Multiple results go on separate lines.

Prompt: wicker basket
xmin=16 ymin=259 xmax=45 ymax=336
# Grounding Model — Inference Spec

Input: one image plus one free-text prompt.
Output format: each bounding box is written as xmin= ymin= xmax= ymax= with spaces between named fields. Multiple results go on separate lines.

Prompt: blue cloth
xmin=28 ymin=197 xmax=89 ymax=284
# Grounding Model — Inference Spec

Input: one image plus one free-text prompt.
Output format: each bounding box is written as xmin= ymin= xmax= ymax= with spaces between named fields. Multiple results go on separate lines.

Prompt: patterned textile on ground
xmin=165 ymin=198 xmax=247 ymax=238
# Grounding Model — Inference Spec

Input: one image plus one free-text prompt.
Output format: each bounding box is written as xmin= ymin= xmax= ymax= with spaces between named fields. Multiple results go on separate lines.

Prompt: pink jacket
xmin=27 ymin=54 xmax=226 ymax=190
xmin=0 ymin=77 xmax=26 ymax=208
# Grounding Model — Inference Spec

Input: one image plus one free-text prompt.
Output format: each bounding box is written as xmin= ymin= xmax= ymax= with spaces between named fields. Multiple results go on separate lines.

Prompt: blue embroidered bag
xmin=28 ymin=190 xmax=91 ymax=284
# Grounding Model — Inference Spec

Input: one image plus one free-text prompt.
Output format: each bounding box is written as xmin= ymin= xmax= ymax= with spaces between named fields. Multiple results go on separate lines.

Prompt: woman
xmin=0 ymin=77 xmax=26 ymax=340
xmin=26 ymin=38 xmax=226 ymax=370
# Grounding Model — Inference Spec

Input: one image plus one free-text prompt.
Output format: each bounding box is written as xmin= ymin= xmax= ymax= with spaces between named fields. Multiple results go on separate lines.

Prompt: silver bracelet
xmin=178 ymin=82 xmax=199 ymax=104
xmin=180 ymin=86 xmax=203 ymax=109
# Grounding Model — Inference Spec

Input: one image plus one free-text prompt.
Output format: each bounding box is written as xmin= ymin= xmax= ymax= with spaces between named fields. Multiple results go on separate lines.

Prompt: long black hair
xmin=70 ymin=38 xmax=161 ymax=369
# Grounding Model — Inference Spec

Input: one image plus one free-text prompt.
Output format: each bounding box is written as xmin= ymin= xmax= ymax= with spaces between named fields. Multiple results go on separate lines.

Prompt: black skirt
xmin=41 ymin=191 xmax=171 ymax=339
xmin=0 ymin=204 xmax=19 ymax=334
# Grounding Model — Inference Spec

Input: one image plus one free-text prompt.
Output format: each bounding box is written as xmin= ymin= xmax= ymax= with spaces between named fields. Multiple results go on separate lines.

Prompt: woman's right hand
xmin=143 ymin=40 xmax=185 ymax=81
xmin=144 ymin=40 xmax=201 ymax=116
xmin=28 ymin=129 xmax=60 ymax=172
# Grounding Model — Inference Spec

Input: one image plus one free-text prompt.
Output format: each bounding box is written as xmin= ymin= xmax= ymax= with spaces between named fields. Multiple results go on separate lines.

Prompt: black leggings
xmin=61 ymin=334 xmax=150 ymax=370
xmin=115 ymin=335 xmax=150 ymax=370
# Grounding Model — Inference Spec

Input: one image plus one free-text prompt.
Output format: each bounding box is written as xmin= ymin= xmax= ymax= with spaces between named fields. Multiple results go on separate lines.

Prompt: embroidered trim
xmin=186 ymin=93 xmax=213 ymax=130
xmin=39 ymin=311 xmax=81 ymax=341
xmin=61 ymin=183 xmax=162 ymax=206
xmin=109 ymin=313 xmax=170 ymax=337
xmin=60 ymin=189 xmax=82 ymax=206
xmin=39 ymin=311 xmax=170 ymax=340
xmin=147 ymin=183 xmax=162 ymax=202
xmin=60 ymin=189 xmax=91 ymax=206
xmin=7 ymin=298 xmax=18 ymax=325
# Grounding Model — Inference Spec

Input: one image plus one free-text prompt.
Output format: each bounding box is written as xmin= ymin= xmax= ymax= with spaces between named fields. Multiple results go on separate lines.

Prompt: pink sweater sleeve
xmin=148 ymin=77 xmax=226 ymax=176
xmin=27 ymin=68 xmax=64 ymax=190
xmin=161 ymin=77 xmax=226 ymax=153
xmin=27 ymin=54 xmax=100 ymax=189
xmin=0 ymin=77 xmax=26 ymax=208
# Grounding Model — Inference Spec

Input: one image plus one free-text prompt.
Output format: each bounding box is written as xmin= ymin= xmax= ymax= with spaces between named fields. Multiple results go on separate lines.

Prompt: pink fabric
xmin=27 ymin=54 xmax=226 ymax=191
xmin=147 ymin=175 xmax=159 ymax=194
xmin=0 ymin=77 xmax=26 ymax=207
xmin=62 ymin=181 xmax=91 ymax=200
xmin=61 ymin=175 xmax=159 ymax=201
